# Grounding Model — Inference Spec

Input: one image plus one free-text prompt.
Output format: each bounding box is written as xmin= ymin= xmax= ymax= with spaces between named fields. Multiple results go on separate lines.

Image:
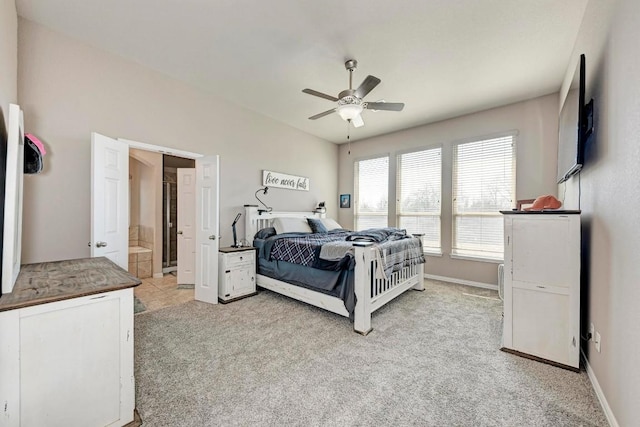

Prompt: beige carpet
xmin=134 ymin=280 xmax=607 ymax=426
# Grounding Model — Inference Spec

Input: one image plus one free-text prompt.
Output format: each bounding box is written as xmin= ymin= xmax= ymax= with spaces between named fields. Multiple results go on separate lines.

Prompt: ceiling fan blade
xmin=365 ymin=102 xmax=405 ymax=111
xmin=309 ymin=108 xmax=336 ymax=120
xmin=354 ymin=75 xmax=381 ymax=99
xmin=302 ymin=88 xmax=338 ymax=102
xmin=351 ymin=115 xmax=364 ymax=128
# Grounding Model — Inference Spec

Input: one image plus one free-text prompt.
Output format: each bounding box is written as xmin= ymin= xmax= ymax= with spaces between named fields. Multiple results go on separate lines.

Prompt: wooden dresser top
xmin=0 ymin=257 xmax=141 ymax=312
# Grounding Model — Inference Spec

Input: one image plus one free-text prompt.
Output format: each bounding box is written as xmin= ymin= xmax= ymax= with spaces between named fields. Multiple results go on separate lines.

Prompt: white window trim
xmin=449 ymin=253 xmax=503 ymax=263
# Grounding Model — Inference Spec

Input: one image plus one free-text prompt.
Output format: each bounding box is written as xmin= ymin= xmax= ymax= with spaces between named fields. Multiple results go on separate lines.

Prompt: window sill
xmin=449 ymin=253 xmax=503 ymax=264
xmin=423 ymin=251 xmax=443 ymax=257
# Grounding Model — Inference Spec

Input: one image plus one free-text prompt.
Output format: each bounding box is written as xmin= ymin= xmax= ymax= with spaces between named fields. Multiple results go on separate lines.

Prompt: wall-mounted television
xmin=557 ymin=54 xmax=590 ymax=184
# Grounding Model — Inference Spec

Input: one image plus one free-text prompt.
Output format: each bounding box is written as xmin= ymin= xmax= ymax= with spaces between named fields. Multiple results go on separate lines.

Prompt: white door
xmin=194 ymin=156 xmax=219 ymax=304
xmin=91 ymin=133 xmax=129 ymax=270
xmin=177 ymin=168 xmax=196 ymax=284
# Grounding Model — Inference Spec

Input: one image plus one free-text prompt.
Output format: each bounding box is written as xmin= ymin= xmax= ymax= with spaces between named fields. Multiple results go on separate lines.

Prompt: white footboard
xmin=353 ymin=244 xmax=424 ymax=335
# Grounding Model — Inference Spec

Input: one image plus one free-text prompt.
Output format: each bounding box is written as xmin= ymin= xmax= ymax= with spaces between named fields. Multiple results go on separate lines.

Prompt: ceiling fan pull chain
xmin=347 ymin=121 xmax=351 ymax=155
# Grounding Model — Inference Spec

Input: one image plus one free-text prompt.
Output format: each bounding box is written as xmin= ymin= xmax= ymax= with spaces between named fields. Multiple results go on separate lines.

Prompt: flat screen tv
xmin=557 ymin=54 xmax=586 ymax=184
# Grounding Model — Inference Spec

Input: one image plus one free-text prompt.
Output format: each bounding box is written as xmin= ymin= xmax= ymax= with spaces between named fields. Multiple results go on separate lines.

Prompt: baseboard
xmin=581 ymin=349 xmax=619 ymax=427
xmin=424 ymin=274 xmax=498 ymax=291
xmin=153 ymin=273 xmax=164 ymax=279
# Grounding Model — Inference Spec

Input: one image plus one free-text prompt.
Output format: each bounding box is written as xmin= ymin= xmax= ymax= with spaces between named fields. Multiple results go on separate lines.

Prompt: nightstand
xmin=218 ymin=247 xmax=257 ymax=303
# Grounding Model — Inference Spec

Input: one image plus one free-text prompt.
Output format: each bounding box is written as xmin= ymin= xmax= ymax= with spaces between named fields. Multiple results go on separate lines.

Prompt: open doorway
xmin=127 ymin=150 xmax=196 ymax=313
xmin=92 ymin=133 xmax=220 ymax=312
xmin=162 ymin=155 xmax=196 ymax=275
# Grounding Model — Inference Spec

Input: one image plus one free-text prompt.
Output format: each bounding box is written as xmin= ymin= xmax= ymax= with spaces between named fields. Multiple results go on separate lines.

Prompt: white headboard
xmin=244 ymin=205 xmax=325 ymax=243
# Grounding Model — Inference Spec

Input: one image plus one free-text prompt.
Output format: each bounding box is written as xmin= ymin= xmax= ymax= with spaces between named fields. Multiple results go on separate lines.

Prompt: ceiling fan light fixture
xmin=336 ymin=103 xmax=363 ymax=121
xmin=303 ymin=59 xmax=404 ymax=127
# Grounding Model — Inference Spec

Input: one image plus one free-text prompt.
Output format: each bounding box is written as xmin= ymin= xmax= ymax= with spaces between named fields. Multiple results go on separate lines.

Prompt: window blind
xmin=452 ymin=135 xmax=515 ymax=260
xmin=397 ymin=147 xmax=442 ymax=252
xmin=354 ymin=156 xmax=389 ymax=230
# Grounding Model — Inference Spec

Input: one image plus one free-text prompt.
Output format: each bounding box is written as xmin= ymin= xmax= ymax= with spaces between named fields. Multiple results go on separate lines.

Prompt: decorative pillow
xmin=273 ymin=217 xmax=313 ymax=234
xmin=254 ymin=227 xmax=276 ymax=240
xmin=307 ymin=218 xmax=328 ymax=234
xmin=321 ymin=218 xmax=343 ymax=231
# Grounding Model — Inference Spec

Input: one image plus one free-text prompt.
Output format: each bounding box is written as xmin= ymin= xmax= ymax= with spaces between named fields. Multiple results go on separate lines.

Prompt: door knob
xmin=177 ymin=231 xmax=183 ymax=235
xmin=96 ymin=241 xmax=108 ymax=248
xmin=209 ymin=235 xmax=216 ymax=240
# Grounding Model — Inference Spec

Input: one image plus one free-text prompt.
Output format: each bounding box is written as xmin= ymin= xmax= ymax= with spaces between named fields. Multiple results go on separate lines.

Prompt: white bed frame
xmin=245 ymin=206 xmax=424 ymax=335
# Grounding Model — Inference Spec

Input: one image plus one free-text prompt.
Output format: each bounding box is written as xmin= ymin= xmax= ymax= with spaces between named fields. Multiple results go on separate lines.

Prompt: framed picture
xmin=340 ymin=194 xmax=351 ymax=209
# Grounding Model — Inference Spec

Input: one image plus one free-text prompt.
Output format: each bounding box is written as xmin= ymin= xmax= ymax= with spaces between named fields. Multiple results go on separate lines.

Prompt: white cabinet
xmin=502 ymin=212 xmax=581 ymax=370
xmin=0 ymin=288 xmax=135 ymax=427
xmin=218 ymin=247 xmax=257 ymax=303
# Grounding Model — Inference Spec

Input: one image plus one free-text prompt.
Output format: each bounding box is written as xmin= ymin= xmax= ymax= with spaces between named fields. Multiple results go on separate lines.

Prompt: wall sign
xmin=263 ymin=170 xmax=309 ymax=191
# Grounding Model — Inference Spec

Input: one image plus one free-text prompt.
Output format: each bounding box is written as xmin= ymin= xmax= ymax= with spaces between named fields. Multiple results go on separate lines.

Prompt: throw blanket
xmin=375 ymin=238 xmax=425 ymax=279
xmin=319 ymin=241 xmax=355 ymax=261
xmin=345 ymin=227 xmax=410 ymax=243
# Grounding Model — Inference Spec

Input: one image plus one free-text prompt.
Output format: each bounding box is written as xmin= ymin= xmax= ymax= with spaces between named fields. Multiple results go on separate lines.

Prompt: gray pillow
xmin=254 ymin=227 xmax=276 ymax=239
xmin=307 ymin=218 xmax=328 ymax=233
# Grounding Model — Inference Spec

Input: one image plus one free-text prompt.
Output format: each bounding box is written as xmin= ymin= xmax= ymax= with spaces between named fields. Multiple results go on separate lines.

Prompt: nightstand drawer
xmin=225 ymin=251 xmax=254 ymax=268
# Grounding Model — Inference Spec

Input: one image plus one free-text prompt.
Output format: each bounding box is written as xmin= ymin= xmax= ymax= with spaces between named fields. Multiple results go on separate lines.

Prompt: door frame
xmin=119 ymin=138 xmax=204 ymax=278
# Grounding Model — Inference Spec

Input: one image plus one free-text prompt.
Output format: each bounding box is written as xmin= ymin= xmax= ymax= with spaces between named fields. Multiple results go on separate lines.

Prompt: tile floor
xmin=134 ymin=273 xmax=194 ymax=313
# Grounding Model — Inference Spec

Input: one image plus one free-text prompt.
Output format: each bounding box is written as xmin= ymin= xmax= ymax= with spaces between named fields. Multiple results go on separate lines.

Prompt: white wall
xmin=338 ymin=94 xmax=559 ymax=285
xmin=562 ymin=0 xmax=639 ymax=425
xmin=17 ymin=18 xmax=338 ymax=264
xmin=0 ymin=0 xmax=17 ymax=116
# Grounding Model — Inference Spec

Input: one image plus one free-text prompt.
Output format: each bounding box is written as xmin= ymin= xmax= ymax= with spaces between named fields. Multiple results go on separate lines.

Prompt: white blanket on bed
xmin=319 ymin=242 xmax=391 ymax=280
xmin=319 ymin=241 xmax=355 ymax=261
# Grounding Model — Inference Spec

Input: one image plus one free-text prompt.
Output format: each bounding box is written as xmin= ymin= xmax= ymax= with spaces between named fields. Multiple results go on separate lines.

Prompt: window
xmin=452 ymin=134 xmax=515 ymax=260
xmin=397 ymin=147 xmax=442 ymax=253
xmin=354 ymin=156 xmax=389 ymax=230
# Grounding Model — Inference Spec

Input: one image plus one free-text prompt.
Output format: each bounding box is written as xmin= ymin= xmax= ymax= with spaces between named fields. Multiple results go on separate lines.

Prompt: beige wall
xmin=17 ymin=18 xmax=338 ymax=264
xmin=562 ymin=0 xmax=638 ymax=424
xmin=129 ymin=158 xmax=140 ymax=228
xmin=130 ymin=148 xmax=163 ymax=276
xmin=338 ymin=94 xmax=559 ymax=285
xmin=0 ymin=0 xmax=17 ymax=117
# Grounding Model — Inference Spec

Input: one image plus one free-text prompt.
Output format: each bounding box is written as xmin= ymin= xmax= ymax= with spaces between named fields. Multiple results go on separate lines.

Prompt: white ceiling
xmin=16 ymin=0 xmax=588 ymax=143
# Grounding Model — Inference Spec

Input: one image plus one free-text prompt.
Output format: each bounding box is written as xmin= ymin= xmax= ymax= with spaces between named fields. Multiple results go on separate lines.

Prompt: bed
xmin=244 ymin=206 xmax=425 ymax=334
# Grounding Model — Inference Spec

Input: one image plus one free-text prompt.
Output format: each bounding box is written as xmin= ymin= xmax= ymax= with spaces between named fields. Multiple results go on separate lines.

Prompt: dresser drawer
xmin=224 ymin=251 xmax=255 ymax=268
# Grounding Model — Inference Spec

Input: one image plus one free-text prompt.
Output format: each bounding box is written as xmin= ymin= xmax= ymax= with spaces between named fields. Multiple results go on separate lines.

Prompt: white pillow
xmin=321 ymin=218 xmax=343 ymax=231
xmin=273 ymin=217 xmax=313 ymax=234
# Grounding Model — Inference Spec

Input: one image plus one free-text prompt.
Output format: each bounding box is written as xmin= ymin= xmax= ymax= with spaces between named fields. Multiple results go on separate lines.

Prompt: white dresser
xmin=0 ymin=257 xmax=139 ymax=427
xmin=218 ymin=247 xmax=257 ymax=303
xmin=501 ymin=211 xmax=581 ymax=370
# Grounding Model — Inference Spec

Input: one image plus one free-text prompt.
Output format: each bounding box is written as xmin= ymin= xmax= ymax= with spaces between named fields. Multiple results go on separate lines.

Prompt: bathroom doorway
xmin=128 ymin=152 xmax=196 ymax=313
xmin=92 ymin=134 xmax=220 ymax=310
xmin=162 ymin=155 xmax=195 ymax=275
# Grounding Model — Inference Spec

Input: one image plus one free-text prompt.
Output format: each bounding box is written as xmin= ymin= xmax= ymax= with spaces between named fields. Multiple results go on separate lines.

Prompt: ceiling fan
xmin=302 ymin=59 xmax=405 ymax=128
